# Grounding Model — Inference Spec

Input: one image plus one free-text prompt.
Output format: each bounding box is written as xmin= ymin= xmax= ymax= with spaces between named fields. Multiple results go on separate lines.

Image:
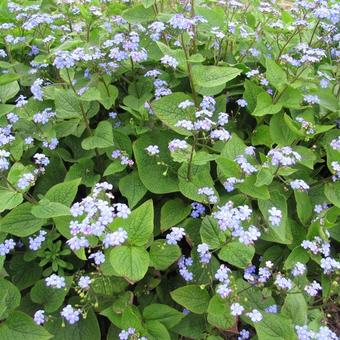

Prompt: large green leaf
xmin=0 ymin=74 xmax=20 ymax=85
xmin=0 ymin=189 xmax=23 ymax=213
xmin=218 ymin=241 xmax=255 ymax=268
xmin=160 ymin=198 xmax=191 ymax=232
xmin=122 ymin=4 xmax=155 ymax=23
xmin=325 ymin=181 xmax=340 ymax=208
xmin=54 ymin=89 xmax=82 ymax=119
xmin=0 ymin=203 xmax=46 ymax=237
xmin=31 ymin=201 xmax=70 ymax=219
xmin=200 ymin=216 xmax=226 ymax=249
xmin=170 ymin=285 xmax=210 ymax=314
xmin=45 ymin=308 xmax=99 ymax=340
xmin=149 ymin=240 xmax=181 ymax=270
xmin=82 ymin=121 xmax=113 ymax=150
xmin=99 ymin=84 xmax=118 ymax=110
xmin=252 ymin=92 xmax=282 ymax=116
xmin=0 ymin=278 xmax=21 ymax=320
xmin=7 ymin=254 xmax=42 ymax=291
xmin=192 ymin=65 xmax=241 ymax=88
xmin=276 ymin=86 xmax=302 ymax=109
xmin=133 ymin=130 xmax=179 ymax=194
xmin=178 ymin=163 xmax=217 ymax=202
xmin=255 ymin=168 xmax=274 ymax=187
xmin=258 ymin=191 xmax=292 ymax=244
xmin=254 ymin=314 xmax=296 ymax=340
xmin=171 ymin=314 xmax=205 ymax=339
xmin=110 ymin=200 xmax=153 ymax=246
xmin=270 ymin=113 xmax=298 ymax=146
xmin=216 ymin=158 xmax=241 ymax=179
xmin=265 ymin=58 xmax=287 ymax=91
xmin=119 ymin=171 xmax=147 ymax=208
xmin=0 ymin=312 xmax=52 ymax=340
xmin=45 ymin=178 xmax=81 ymax=207
xmin=294 ymin=191 xmax=312 ymax=225
xmin=145 ymin=320 xmax=171 ymax=340
xmin=237 ymin=175 xmax=270 ymax=200
xmin=64 ymin=159 xmax=100 ymax=188
xmin=284 ymin=246 xmax=309 ymax=269
xmin=0 ymin=81 xmax=20 ymax=103
xmin=143 ymin=304 xmax=184 ymax=329
xmin=151 ymin=93 xmax=194 ymax=136
xmin=195 ymin=6 xmax=224 ymax=27
xmin=243 ymin=79 xmax=265 ymax=112
xmin=221 ymin=133 xmax=246 ymax=160
xmin=30 ymin=277 xmax=72 ymax=313
xmin=207 ymin=295 xmax=235 ymax=330
xmin=282 ymin=291 xmax=307 ymax=325
xmin=110 ymin=245 xmax=150 ymax=282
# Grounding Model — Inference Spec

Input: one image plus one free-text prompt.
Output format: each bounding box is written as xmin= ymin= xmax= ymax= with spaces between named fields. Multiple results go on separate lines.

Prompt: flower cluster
xmin=34 ymin=310 xmax=45 ymax=325
xmin=119 ymin=327 xmax=147 ymax=340
xmin=168 ymin=139 xmax=189 ymax=152
xmin=267 ymin=147 xmax=301 ymax=167
xmin=111 ymin=150 xmax=134 ymax=166
xmin=191 ymin=202 xmax=205 ymax=218
xmin=268 ymin=207 xmax=282 ymax=227
xmin=67 ymin=182 xmax=130 ymax=252
xmin=32 ymin=108 xmax=56 ymax=125
xmin=295 ymin=117 xmax=316 ymax=135
xmin=60 ymin=305 xmax=81 ymax=325
xmin=244 ymin=261 xmax=273 ymax=284
xmin=215 ymin=265 xmax=232 ymax=298
xmin=29 ymin=230 xmax=47 ymax=251
xmin=78 ymin=276 xmax=91 ymax=290
xmin=295 ymin=325 xmax=338 ymax=340
xmin=166 ymin=227 xmax=185 ymax=245
xmin=197 ymin=187 xmax=218 ymax=204
xmin=45 ymin=274 xmax=65 ymax=289
xmin=178 ymin=256 xmax=193 ymax=282
xmin=290 ymin=179 xmax=310 ymax=191
xmin=0 ymin=239 xmax=15 ymax=256
xmin=197 ymin=243 xmax=211 ymax=264
xmin=274 ymin=273 xmax=293 ymax=290
xmin=223 ymin=177 xmax=244 ymax=192
xmin=304 ymin=280 xmax=322 ymax=297
xmin=175 ymin=97 xmax=231 ymax=142
xmin=291 ymin=262 xmax=306 ymax=277
xmin=145 ymin=145 xmax=160 ymax=156
xmin=213 ymin=202 xmax=260 ymax=245
xmin=301 ymin=237 xmax=330 ymax=257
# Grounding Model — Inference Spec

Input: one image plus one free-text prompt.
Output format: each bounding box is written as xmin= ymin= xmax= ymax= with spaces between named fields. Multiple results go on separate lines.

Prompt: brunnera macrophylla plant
xmin=0 ymin=0 xmax=339 ymax=338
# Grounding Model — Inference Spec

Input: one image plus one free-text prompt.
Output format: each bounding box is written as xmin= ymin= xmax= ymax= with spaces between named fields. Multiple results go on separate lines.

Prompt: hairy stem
xmin=181 ymin=34 xmax=199 ymax=107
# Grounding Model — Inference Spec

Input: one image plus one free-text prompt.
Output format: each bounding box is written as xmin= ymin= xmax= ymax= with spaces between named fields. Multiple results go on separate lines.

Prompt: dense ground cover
xmin=0 ymin=0 xmax=339 ymax=339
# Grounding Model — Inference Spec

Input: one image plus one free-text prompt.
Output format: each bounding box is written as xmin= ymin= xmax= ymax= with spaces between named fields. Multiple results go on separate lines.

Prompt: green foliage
xmin=160 ymin=198 xmax=191 ymax=231
xmin=152 ymin=93 xmax=194 ymax=136
xmin=133 ymin=130 xmax=179 ymax=193
xmin=45 ymin=308 xmax=100 ymax=340
xmin=0 ymin=278 xmax=21 ymax=320
xmin=207 ymin=295 xmax=235 ymax=330
xmin=218 ymin=241 xmax=255 ymax=268
xmin=30 ymin=277 xmax=72 ymax=313
xmin=254 ymin=314 xmax=296 ymax=340
xmin=149 ymin=240 xmax=181 ymax=270
xmin=0 ymin=0 xmax=338 ymax=338
xmin=110 ymin=245 xmax=150 ymax=282
xmin=170 ymin=285 xmax=210 ymax=314
xmin=0 ymin=312 xmax=52 ymax=340
xmin=0 ymin=203 xmax=46 ymax=237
